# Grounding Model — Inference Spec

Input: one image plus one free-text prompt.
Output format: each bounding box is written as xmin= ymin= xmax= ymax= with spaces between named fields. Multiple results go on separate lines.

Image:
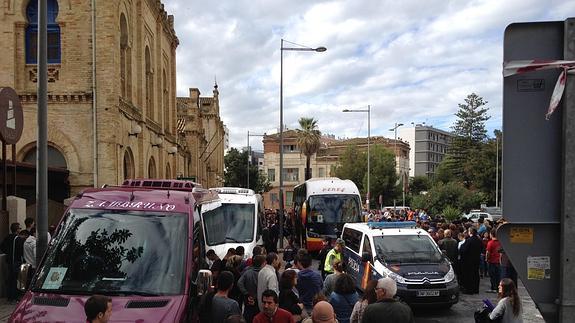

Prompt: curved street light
xmin=279 ymin=39 xmax=326 ymax=248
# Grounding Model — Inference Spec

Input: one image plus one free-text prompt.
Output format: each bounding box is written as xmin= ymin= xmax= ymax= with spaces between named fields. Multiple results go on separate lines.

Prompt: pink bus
xmin=9 ymin=179 xmax=216 ymax=322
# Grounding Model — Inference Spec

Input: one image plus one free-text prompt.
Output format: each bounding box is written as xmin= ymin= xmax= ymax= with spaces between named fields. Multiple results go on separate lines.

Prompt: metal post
xmin=367 ymin=105 xmax=370 ymax=211
xmin=496 ymin=135 xmax=499 ymax=208
xmin=2 ymin=142 xmax=6 ymax=211
xmin=12 ymin=144 xmax=16 ymax=196
xmin=279 ymin=39 xmax=284 ymax=248
xmin=560 ymin=17 xmax=575 ymax=323
xmin=36 ymin=0 xmax=49 ymax=267
xmin=247 ymin=130 xmax=250 ymax=189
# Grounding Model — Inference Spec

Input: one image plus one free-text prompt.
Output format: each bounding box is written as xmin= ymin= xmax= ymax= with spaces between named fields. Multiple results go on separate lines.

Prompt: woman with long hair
xmin=329 ymin=273 xmax=359 ymax=323
xmin=279 ymin=269 xmax=305 ymax=322
xmin=350 ymin=280 xmax=378 ymax=323
xmin=489 ymin=278 xmax=523 ymax=322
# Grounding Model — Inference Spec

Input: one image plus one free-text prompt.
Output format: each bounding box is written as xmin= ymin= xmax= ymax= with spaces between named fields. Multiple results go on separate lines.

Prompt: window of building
xmin=268 ymin=168 xmax=275 ymax=182
xmin=270 ymin=193 xmax=278 ymax=203
xmin=165 ymin=163 xmax=171 ymax=179
xmin=283 ymin=144 xmax=298 ymax=152
xmin=120 ymin=14 xmax=132 ymax=99
xmin=26 ymin=0 xmax=61 ymax=64
xmin=145 ymin=46 xmax=154 ymax=119
xmin=163 ymin=69 xmax=170 ymax=131
xmin=123 ymin=148 xmax=134 ymax=180
xmin=23 ymin=145 xmax=67 ymax=169
xmin=319 ymin=167 xmax=325 ymax=177
xmin=282 ymin=168 xmax=299 ymax=182
xmin=285 ymin=191 xmax=293 ymax=207
xmin=148 ymin=156 xmax=156 ymax=178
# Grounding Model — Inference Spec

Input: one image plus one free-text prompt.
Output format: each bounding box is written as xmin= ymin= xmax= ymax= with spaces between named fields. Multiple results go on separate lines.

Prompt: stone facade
xmin=262 ymin=130 xmax=410 ymax=209
xmin=0 ymin=0 xmax=191 ymax=195
xmin=177 ymin=86 xmax=225 ymax=188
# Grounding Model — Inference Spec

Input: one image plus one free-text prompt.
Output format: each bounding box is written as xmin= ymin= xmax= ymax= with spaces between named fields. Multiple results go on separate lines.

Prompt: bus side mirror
xmin=301 ymin=202 xmax=307 ymax=225
xmin=18 ymin=263 xmax=31 ymax=291
xmin=196 ymin=269 xmax=213 ymax=296
xmin=361 ymin=252 xmax=372 ymax=263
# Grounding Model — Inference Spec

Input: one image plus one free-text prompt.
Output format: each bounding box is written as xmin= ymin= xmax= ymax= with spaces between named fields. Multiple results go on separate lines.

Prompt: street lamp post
xmin=343 ymin=105 xmax=371 ymax=210
xmin=279 ymin=39 xmax=326 ymax=248
xmin=247 ymin=131 xmax=265 ymax=189
xmin=389 ymin=123 xmax=404 ymax=206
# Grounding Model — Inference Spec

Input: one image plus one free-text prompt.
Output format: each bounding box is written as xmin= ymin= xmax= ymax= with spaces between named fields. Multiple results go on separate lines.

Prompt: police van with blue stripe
xmin=341 ymin=221 xmax=459 ymax=307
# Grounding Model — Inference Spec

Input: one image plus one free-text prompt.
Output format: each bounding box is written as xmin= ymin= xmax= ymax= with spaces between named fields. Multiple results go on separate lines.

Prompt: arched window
xmin=123 ymin=148 xmax=134 ymax=180
xmin=165 ymin=163 xmax=171 ymax=179
xmin=23 ymin=145 xmax=67 ymax=169
xmin=145 ymin=47 xmax=153 ymax=119
xmin=163 ymin=69 xmax=169 ymax=131
xmin=26 ymin=0 xmax=61 ymax=64
xmin=148 ymin=156 xmax=156 ymax=178
xmin=120 ymin=14 xmax=129 ymax=97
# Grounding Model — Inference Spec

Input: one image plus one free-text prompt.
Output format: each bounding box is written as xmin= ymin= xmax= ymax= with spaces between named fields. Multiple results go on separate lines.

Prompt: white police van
xmin=341 ymin=221 xmax=459 ymax=307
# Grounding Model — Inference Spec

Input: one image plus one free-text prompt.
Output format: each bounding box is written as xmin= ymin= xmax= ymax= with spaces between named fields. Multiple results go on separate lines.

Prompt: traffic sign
xmin=0 ymin=87 xmax=24 ymax=144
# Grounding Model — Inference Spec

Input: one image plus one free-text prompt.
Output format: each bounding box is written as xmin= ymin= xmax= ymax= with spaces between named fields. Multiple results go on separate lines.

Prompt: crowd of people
xmin=200 ymin=239 xmax=416 ymax=323
xmin=363 ymin=208 xmax=523 ymax=322
xmin=2 ymin=209 xmax=523 ymax=323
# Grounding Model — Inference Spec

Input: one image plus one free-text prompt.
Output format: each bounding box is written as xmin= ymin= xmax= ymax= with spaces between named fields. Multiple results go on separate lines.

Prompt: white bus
xmin=200 ymin=187 xmax=263 ymax=260
xmin=292 ymin=178 xmax=362 ymax=252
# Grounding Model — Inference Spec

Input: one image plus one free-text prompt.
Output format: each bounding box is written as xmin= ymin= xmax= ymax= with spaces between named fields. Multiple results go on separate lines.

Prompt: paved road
xmin=411 ymin=277 xmax=543 ymax=323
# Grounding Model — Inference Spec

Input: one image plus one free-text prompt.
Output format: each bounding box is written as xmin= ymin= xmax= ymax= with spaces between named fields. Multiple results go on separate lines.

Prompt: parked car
xmin=462 ymin=212 xmax=494 ymax=223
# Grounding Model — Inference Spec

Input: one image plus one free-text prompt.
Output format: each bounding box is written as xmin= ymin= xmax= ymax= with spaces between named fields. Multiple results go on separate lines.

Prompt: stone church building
xmin=0 ymin=0 xmax=225 ymax=221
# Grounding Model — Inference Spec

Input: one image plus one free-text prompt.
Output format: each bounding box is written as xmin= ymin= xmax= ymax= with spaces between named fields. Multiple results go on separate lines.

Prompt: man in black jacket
xmin=0 ymin=222 xmax=24 ymax=302
xmin=317 ymin=237 xmax=332 ymax=279
xmin=362 ymin=277 xmax=414 ymax=323
xmin=237 ymin=254 xmax=265 ymax=323
xmin=459 ymin=227 xmax=482 ymax=294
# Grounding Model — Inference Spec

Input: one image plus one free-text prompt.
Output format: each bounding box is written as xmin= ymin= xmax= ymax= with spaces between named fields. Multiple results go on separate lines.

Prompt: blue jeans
xmin=488 ymin=263 xmax=500 ymax=290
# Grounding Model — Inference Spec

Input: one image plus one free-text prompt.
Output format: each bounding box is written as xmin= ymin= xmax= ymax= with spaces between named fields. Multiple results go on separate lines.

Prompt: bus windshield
xmin=308 ymin=194 xmax=361 ymax=223
xmin=203 ymin=203 xmax=255 ymax=245
xmin=33 ymin=208 xmax=188 ymax=296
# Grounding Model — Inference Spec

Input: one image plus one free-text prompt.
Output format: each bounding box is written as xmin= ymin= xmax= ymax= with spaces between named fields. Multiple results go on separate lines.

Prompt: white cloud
xmin=163 ymin=0 xmax=570 ymax=150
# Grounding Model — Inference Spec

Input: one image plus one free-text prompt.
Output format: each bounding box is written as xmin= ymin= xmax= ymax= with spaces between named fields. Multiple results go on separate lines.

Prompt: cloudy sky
xmin=163 ymin=0 xmax=573 ymax=150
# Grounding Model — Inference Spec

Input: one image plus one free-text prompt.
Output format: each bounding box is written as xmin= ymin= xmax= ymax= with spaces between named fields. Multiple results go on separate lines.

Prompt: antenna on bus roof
xmin=130 ymin=191 xmax=135 ymax=202
xmin=167 ymin=190 xmax=171 ymax=198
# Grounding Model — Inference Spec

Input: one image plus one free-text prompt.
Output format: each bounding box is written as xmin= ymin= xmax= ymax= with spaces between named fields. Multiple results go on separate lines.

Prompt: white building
xmin=399 ymin=124 xmax=453 ymax=178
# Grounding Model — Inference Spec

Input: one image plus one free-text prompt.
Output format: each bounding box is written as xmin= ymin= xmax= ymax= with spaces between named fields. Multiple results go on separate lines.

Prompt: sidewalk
xmin=0 ymin=298 xmax=16 ymax=322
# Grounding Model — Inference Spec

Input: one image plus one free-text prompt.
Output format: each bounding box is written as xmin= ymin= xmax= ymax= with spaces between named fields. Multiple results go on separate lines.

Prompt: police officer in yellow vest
xmin=323 ymin=238 xmax=345 ymax=275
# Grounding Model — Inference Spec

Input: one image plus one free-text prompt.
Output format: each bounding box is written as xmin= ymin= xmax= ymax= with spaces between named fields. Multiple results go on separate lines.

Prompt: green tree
xmin=412 ymin=181 xmax=486 ymax=216
xmin=224 ymin=148 xmax=271 ymax=193
xmin=409 ymin=176 xmax=431 ymax=195
xmin=332 ymin=145 xmax=366 ymax=192
xmin=333 ymin=144 xmax=398 ymax=206
xmin=445 ymin=93 xmax=491 ymax=188
xmin=296 ymin=117 xmax=321 ymax=180
xmin=367 ymin=145 xmax=398 ymax=207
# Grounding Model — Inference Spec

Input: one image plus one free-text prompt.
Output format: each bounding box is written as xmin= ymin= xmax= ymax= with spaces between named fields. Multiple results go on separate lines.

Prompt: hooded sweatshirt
xmin=297 ymin=267 xmax=323 ymax=310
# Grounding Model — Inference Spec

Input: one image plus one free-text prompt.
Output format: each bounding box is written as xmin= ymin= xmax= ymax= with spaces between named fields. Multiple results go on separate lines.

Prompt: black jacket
xmin=279 ymin=288 xmax=302 ymax=315
xmin=0 ymin=234 xmax=25 ymax=265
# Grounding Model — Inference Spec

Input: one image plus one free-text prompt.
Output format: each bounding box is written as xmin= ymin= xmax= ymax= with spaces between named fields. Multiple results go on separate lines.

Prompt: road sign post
xmin=501 ymin=18 xmax=575 ymax=322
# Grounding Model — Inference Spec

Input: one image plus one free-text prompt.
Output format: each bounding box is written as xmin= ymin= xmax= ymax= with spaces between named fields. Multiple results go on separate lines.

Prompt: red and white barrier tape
xmin=503 ymin=60 xmax=575 ymax=120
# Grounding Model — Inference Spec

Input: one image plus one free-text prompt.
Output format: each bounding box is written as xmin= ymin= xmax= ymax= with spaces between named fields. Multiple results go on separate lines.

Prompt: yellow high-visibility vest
xmin=323 ymin=249 xmax=342 ymax=273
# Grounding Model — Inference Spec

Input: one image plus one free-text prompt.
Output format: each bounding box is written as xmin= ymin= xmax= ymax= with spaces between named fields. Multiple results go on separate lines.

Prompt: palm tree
xmin=296 ymin=117 xmax=321 ymax=180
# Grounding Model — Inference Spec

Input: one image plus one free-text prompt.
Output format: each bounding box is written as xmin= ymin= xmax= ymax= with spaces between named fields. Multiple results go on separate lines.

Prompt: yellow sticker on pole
xmin=510 ymin=227 xmax=534 ymax=244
